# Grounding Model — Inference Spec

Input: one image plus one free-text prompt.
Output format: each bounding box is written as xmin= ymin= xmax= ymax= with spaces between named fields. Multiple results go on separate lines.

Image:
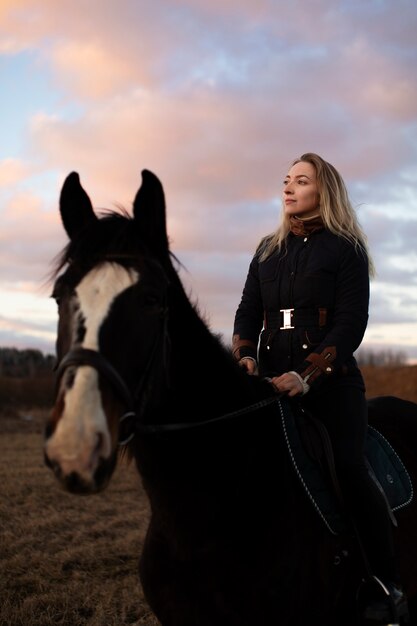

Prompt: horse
xmin=44 ymin=169 xmax=417 ymax=626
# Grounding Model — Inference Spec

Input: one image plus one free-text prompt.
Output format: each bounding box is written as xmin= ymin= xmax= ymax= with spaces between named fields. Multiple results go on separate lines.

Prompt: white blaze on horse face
xmin=46 ymin=263 xmax=139 ymax=484
xmin=76 ymin=263 xmax=139 ymax=350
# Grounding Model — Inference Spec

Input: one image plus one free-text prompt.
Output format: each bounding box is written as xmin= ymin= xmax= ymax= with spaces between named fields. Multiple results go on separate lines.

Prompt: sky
xmin=1 ymin=0 xmax=417 ymax=362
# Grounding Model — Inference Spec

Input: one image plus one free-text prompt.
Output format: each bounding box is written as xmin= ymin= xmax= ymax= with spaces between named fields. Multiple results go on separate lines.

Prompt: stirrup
xmin=358 ymin=575 xmax=410 ymax=625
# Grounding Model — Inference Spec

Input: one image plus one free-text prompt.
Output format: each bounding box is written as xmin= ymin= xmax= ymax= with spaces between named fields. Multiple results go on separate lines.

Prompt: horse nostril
xmin=66 ymin=472 xmax=78 ymax=489
xmin=65 ymin=471 xmax=87 ymax=493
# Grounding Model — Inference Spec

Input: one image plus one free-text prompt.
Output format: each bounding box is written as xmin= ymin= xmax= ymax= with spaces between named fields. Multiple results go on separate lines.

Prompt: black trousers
xmin=302 ymin=384 xmax=399 ymax=583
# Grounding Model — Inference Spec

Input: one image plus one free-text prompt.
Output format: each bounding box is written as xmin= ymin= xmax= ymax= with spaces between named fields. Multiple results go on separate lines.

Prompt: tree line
xmin=355 ymin=348 xmax=408 ymax=367
xmin=0 ymin=348 xmax=55 ymax=378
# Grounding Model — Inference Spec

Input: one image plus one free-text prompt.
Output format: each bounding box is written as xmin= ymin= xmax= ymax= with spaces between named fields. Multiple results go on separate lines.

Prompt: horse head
xmin=44 ymin=170 xmax=172 ymax=493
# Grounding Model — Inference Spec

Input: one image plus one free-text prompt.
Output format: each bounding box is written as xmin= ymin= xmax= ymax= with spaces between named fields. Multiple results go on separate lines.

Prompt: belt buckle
xmin=280 ymin=308 xmax=294 ymax=330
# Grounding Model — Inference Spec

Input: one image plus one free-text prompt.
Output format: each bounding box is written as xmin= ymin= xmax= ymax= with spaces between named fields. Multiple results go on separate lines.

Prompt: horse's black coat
xmin=46 ymin=170 xmax=417 ymax=626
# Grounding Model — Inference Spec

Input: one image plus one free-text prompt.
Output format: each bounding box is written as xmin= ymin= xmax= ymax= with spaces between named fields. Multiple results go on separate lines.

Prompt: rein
xmin=134 ymin=395 xmax=280 ymax=434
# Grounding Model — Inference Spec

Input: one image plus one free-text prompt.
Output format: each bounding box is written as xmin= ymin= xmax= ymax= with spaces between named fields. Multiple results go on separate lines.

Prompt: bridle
xmin=54 ymin=253 xmax=173 ymax=445
xmin=54 ymin=295 xmax=171 ymax=445
xmin=55 ymin=347 xmax=137 ymax=445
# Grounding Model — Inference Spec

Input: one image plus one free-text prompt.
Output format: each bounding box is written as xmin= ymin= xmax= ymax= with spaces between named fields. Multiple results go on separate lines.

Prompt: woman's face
xmin=282 ymin=161 xmax=320 ymax=219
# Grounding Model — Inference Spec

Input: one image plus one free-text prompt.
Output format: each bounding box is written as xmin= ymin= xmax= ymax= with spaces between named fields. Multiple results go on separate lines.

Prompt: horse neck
xmin=166 ymin=314 xmax=265 ymax=421
xmin=140 ymin=266 xmax=269 ymax=422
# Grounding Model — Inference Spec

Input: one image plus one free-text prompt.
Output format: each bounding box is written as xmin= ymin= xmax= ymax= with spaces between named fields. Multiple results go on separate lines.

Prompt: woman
xmin=232 ymin=153 xmax=408 ymax=622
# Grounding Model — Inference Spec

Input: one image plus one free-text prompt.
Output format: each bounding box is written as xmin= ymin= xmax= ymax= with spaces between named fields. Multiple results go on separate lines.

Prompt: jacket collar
xmin=289 ymin=214 xmax=324 ymax=237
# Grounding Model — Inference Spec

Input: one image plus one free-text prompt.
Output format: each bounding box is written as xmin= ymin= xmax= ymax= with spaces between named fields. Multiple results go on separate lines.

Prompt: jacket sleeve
xmin=294 ymin=242 xmax=370 ymax=387
xmin=232 ymin=254 xmax=264 ymax=362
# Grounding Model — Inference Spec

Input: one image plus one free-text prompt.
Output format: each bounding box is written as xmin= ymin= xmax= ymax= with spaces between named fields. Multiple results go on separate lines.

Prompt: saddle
xmin=279 ymin=399 xmax=413 ymax=535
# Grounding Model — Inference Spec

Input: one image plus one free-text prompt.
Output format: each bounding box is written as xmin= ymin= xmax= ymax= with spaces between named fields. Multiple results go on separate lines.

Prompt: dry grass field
xmin=1 ymin=366 xmax=417 ymax=625
xmin=362 ymin=364 xmax=417 ymax=404
xmin=0 ymin=410 xmax=159 ymax=626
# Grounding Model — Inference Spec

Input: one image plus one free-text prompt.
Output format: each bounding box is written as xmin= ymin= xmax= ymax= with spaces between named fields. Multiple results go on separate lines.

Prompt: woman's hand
xmin=270 ymin=372 xmax=304 ymax=397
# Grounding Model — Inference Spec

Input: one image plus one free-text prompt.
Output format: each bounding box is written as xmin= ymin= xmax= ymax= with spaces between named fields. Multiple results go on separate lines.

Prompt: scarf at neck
xmin=289 ymin=214 xmax=324 ymax=237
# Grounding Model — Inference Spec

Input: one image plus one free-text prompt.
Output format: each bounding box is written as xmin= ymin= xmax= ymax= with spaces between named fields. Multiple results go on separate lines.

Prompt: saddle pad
xmin=279 ymin=400 xmax=413 ymax=536
xmin=366 ymin=426 xmax=413 ymax=513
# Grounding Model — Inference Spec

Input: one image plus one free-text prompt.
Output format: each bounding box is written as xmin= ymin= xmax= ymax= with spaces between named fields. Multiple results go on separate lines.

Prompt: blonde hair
xmin=258 ymin=152 xmax=375 ymax=277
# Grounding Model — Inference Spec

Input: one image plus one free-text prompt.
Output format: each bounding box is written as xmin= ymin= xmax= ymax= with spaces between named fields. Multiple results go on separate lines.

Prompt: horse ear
xmin=59 ymin=172 xmax=97 ymax=239
xmin=133 ymin=170 xmax=169 ymax=255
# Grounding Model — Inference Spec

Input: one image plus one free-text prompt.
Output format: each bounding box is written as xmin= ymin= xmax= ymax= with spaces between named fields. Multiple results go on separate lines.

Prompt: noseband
xmin=55 ymin=347 xmax=138 ymax=445
xmin=56 ymin=348 xmax=134 ymax=408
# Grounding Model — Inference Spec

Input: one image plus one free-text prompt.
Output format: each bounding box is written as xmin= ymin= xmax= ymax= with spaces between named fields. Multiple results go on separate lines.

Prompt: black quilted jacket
xmin=232 ymin=228 xmax=369 ymax=391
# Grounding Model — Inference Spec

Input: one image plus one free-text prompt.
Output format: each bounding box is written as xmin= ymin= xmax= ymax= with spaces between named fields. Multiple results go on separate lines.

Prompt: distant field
xmin=1 ymin=366 xmax=416 ymax=625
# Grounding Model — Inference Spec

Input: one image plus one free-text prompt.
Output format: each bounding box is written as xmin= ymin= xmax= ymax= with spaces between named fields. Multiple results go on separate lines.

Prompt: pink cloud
xmin=1 ymin=0 xmax=416 ymax=353
xmin=0 ymin=158 xmax=29 ymax=186
xmin=51 ymin=40 xmax=142 ymax=98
